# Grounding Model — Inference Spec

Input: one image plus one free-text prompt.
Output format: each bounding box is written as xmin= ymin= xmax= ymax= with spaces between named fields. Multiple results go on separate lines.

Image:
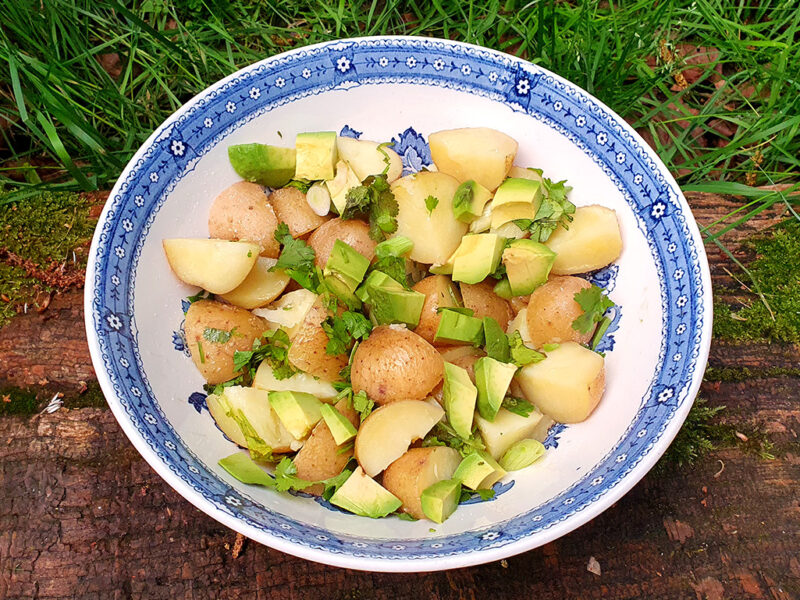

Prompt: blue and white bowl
xmin=85 ymin=36 xmax=712 ymax=572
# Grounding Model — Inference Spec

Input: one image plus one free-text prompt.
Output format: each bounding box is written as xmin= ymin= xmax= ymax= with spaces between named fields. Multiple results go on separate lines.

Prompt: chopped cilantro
xmin=572 ymin=285 xmax=615 ymax=334
xmin=203 ymin=326 xmax=236 ymax=344
xmin=376 ymin=142 xmax=394 ymax=176
xmin=502 ymin=396 xmax=535 ymax=418
xmin=322 ymin=311 xmax=373 ymax=356
xmin=369 ymin=256 xmax=409 ymax=288
xmin=508 ymin=331 xmax=545 ymax=367
xmin=425 ymin=195 xmax=439 ymax=216
xmin=196 ymin=341 xmax=205 ymax=364
xmin=352 ymin=390 xmax=374 ymax=422
xmin=422 ymin=422 xmax=485 ymax=458
xmin=321 ymin=467 xmax=354 ymax=500
xmin=272 ymin=222 xmax=319 ymax=291
xmin=513 ymin=178 xmax=575 ymax=242
xmin=397 ymin=512 xmax=417 ymax=521
xmin=227 ymin=407 xmax=275 ymax=462
xmin=273 ymin=457 xmax=315 ymax=492
xmin=342 ymin=175 xmax=399 ymax=241
xmin=185 ymin=290 xmax=211 ymax=308
xmin=284 ymin=179 xmax=312 ymax=194
xmin=460 ymin=488 xmax=496 ymax=503
xmin=232 ymin=329 xmax=295 ymax=380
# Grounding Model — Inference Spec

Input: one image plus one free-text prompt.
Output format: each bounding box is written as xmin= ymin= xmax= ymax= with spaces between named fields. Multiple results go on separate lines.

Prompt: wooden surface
xmin=1 ymin=191 xmax=799 ymax=599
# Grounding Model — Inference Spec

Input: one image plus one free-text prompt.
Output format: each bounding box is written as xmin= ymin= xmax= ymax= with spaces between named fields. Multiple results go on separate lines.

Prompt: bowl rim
xmin=84 ymin=34 xmax=713 ymax=572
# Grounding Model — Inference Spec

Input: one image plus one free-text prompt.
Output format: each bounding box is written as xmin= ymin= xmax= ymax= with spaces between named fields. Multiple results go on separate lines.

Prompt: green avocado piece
xmin=218 ymin=452 xmax=274 ymax=486
xmin=375 ymin=236 xmax=414 ymax=258
xmin=227 ymin=143 xmax=296 ymax=188
xmin=421 ymin=478 xmax=462 ymax=523
xmin=443 ymin=362 xmax=477 ymax=439
xmin=451 ymin=233 xmax=505 ymax=285
xmin=502 ymin=238 xmax=557 ymax=296
xmin=367 ymin=284 xmax=425 ymax=328
xmin=499 ymin=438 xmax=546 ymax=471
xmin=434 ymin=309 xmax=485 ymax=346
xmin=453 ymin=451 xmax=505 ymax=490
xmin=474 ymin=356 xmax=517 ymax=421
xmin=329 ymin=466 xmax=402 ymax=518
xmin=482 ymin=317 xmax=510 ymax=362
xmin=295 ymin=131 xmax=338 ymax=180
xmin=320 ymin=403 xmax=358 ymax=445
xmin=453 ymin=180 xmax=493 ymax=223
xmin=267 ymin=391 xmax=323 ymax=440
xmin=325 ymin=240 xmax=370 ymax=289
xmin=491 ymin=178 xmax=544 ymax=228
xmin=355 ymin=271 xmax=403 ymax=303
xmin=493 ymin=277 xmax=513 ymax=299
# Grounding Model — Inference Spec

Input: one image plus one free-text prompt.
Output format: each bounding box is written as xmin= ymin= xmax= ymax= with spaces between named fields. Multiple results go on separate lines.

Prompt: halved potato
xmin=287 ymin=297 xmax=348 ymax=381
xmin=206 ymin=394 xmax=247 ymax=447
xmin=163 ymin=238 xmax=259 ymax=294
xmin=391 ymin=172 xmax=467 ymax=265
xmin=412 ymin=275 xmax=461 ymax=344
xmin=252 ymin=289 xmax=317 ymax=338
xmin=269 ymin=186 xmax=330 ymax=237
xmin=475 ymin=407 xmax=549 ymax=460
xmin=307 ymin=218 xmax=376 ymax=269
xmin=507 ymin=166 xmax=543 ymax=182
xmin=208 ymin=181 xmax=281 ymax=258
xmin=525 ymin=275 xmax=593 ymax=347
xmin=460 ymin=281 xmax=514 ymax=331
xmin=219 ymin=257 xmax=291 ymax=309
xmin=516 ymin=341 xmax=605 ymax=423
xmin=507 ymin=307 xmax=533 ymax=345
xmin=382 ymin=447 xmax=461 ymax=520
xmin=355 ymin=400 xmax=444 ymax=477
xmin=336 ymin=136 xmax=403 ymax=182
xmin=545 ymin=205 xmax=622 ymax=274
xmin=429 ymin=127 xmax=518 ymax=191
xmin=253 ymin=361 xmax=338 ymax=399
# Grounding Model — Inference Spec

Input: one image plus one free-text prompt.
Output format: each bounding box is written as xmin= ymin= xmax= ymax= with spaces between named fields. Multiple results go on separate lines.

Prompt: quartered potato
xmin=287 ymin=297 xmax=348 ymax=381
xmin=525 ymin=275 xmax=593 ymax=348
xmin=219 ymin=257 xmax=291 ymax=309
xmin=412 ymin=275 xmax=462 ymax=345
xmin=252 ymin=361 xmax=338 ymax=400
xmin=163 ymin=238 xmax=259 ymax=294
xmin=307 ymin=218 xmax=376 ymax=268
xmin=270 ymin=186 xmax=330 ymax=237
xmin=382 ymin=447 xmax=461 ymax=520
xmin=208 ymin=181 xmax=281 ymax=258
xmin=252 ymin=288 xmax=317 ymax=338
xmin=460 ymin=281 xmax=514 ymax=331
xmin=545 ymin=205 xmax=622 ymax=274
xmin=429 ymin=127 xmax=518 ymax=191
xmin=336 ymin=136 xmax=403 ymax=182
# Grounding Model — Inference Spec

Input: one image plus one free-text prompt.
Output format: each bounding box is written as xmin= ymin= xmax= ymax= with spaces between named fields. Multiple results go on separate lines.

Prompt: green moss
xmin=0 ymin=382 xmax=108 ymax=417
xmin=0 ymin=387 xmax=39 ymax=416
xmin=64 ymin=381 xmax=108 ymax=410
xmin=704 ymin=365 xmax=800 ymax=382
xmin=713 ymin=222 xmax=800 ymax=343
xmin=656 ymin=398 xmax=726 ymax=472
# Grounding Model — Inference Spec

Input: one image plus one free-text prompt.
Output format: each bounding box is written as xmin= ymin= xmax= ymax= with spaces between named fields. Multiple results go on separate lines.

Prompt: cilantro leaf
xmin=272 ymin=222 xmax=319 ymax=291
xmin=513 ymin=178 xmax=576 ymax=242
xmin=572 ymin=285 xmax=615 ymax=334
xmin=460 ymin=488 xmax=496 ymax=503
xmin=508 ymin=331 xmax=545 ymax=367
xmin=284 ymin=179 xmax=312 ymax=193
xmin=352 ymin=390 xmax=374 ymax=422
xmin=342 ymin=311 xmax=373 ymax=340
xmin=502 ymin=396 xmax=535 ymax=418
xmin=425 ymin=195 xmax=439 ymax=216
xmin=342 ymin=175 xmax=399 ymax=241
xmin=232 ymin=329 xmax=296 ymax=380
xmin=322 ymin=311 xmax=373 ymax=356
xmin=203 ymin=327 xmax=236 ymax=344
xmin=422 ymin=422 xmax=485 ymax=458
xmin=273 ymin=457 xmax=315 ymax=492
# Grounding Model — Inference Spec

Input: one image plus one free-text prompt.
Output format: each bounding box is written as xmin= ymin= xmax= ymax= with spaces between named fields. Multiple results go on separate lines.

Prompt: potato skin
xmin=287 ymin=297 xmax=348 ymax=381
xmin=307 ymin=218 xmax=376 ymax=268
xmin=185 ymin=300 xmax=268 ymax=384
xmin=294 ymin=399 xmax=359 ymax=495
xmin=525 ymin=276 xmax=593 ymax=348
xmin=412 ymin=275 xmax=461 ymax=344
xmin=509 ymin=294 xmax=529 ymax=315
xmin=269 ymin=186 xmax=330 ymax=238
xmin=461 ymin=281 xmax=514 ymax=330
xmin=382 ymin=446 xmax=461 ymax=520
xmin=208 ymin=182 xmax=280 ymax=258
xmin=351 ymin=325 xmax=444 ymax=405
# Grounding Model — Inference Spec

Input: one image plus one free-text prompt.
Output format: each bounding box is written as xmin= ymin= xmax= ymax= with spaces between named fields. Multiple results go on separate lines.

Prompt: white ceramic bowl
xmin=85 ymin=36 xmax=712 ymax=572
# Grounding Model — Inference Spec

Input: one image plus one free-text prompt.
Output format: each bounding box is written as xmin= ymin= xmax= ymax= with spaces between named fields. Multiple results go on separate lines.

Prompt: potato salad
xmin=162 ymin=127 xmax=623 ymax=523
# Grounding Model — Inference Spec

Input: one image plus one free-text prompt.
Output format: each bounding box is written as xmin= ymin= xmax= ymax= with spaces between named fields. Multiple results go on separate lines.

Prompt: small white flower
xmin=651 ymin=201 xmax=666 ymax=219
xmin=203 ymin=117 xmax=213 ymax=128
xmin=673 ymin=353 xmax=683 ymax=362
xmin=353 ymin=541 xmax=366 ymax=548
xmin=134 ymin=195 xmax=145 ymax=207
xmin=188 ymin=465 xmax=199 ymax=474
xmin=302 ymin=68 xmax=312 ymax=78
xmin=616 ymin=152 xmax=626 ymax=164
xmin=676 ymin=295 xmax=688 ymax=308
xmin=336 ymin=56 xmax=351 ymax=72
xmin=170 ymin=140 xmax=185 ymax=157
xmin=591 ymin=476 xmax=603 ymax=486
xmin=111 ymin=275 xmax=120 ymax=286
xmin=131 ymin=386 xmax=142 ymax=398
xmin=597 ymin=132 xmax=607 ymax=145
xmin=106 ymin=314 xmax=122 ymax=330
xmin=149 ymin=172 xmax=159 ymax=183
xmin=563 ymin=498 xmax=575 ymax=505
xmin=114 ymin=246 xmax=125 ymax=258
xmin=280 ymin=524 xmax=292 ymax=530
xmin=316 ymin=535 xmax=328 ymax=541
xmin=225 ymin=495 xmax=242 ymax=507
xmin=226 ymin=101 xmax=236 ymax=113
xmin=553 ymin=101 xmax=563 ymax=111
xmin=615 ymin=453 xmax=627 ymax=463
xmin=576 ymin=115 xmax=586 ymax=126
xmin=461 ymin=64 xmax=471 ymax=75
xmin=392 ymin=545 xmax=405 ymax=550
xmin=516 ymin=79 xmax=530 ymax=95
xmin=673 ymin=268 xmax=684 ymax=280
xmin=274 ymin=77 xmax=285 ymax=88
xmin=165 ymin=440 xmax=176 ymax=450
xmin=488 ymin=70 xmax=498 ymax=82
xmin=122 ymin=219 xmax=133 ymax=232
xmin=431 ymin=543 xmax=443 ymax=548
xmin=637 ymin=428 xmax=648 ymax=438
xmin=482 ymin=531 xmax=499 ymax=541
xmin=676 ymin=323 xmax=687 ymax=335
xmin=405 ymin=56 xmax=417 ymax=68
xmin=532 ymin=515 xmax=543 ymax=522
xmin=119 ymin=357 xmax=129 ymax=368
xmin=249 ymin=86 xmax=261 ymax=99
xmin=379 ymin=57 xmax=389 ymax=67
xmin=657 ymin=388 xmax=674 ymax=403
xmin=144 ymin=413 xmax=157 ymax=424
xmin=668 ymin=242 xmax=678 ymax=253
xmin=634 ymin=174 xmax=643 ymax=184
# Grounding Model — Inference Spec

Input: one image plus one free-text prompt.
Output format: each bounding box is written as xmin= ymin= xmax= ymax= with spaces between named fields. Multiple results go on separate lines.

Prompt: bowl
xmin=85 ymin=36 xmax=712 ymax=572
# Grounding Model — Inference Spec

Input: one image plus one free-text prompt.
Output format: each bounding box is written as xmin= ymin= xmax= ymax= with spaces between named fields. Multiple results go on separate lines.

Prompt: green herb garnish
xmin=502 ymin=396 xmax=535 ymax=418
xmin=271 ymin=222 xmax=319 ymax=291
xmin=342 ymin=174 xmax=399 ymax=241
xmin=425 ymin=194 xmax=439 ymax=216
xmin=572 ymin=285 xmax=615 ymax=334
xmin=508 ymin=331 xmax=545 ymax=367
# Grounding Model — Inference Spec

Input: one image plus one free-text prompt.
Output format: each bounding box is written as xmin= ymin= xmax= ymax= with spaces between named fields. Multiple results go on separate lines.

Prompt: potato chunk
xmin=163 ymin=238 xmax=259 ymax=295
xmin=429 ymin=127 xmax=518 ymax=191
xmin=208 ymin=181 xmax=280 ymax=258
xmin=382 ymin=447 xmax=461 ymax=520
xmin=525 ymin=276 xmax=593 ymax=348
xmin=545 ymin=205 xmax=622 ymax=274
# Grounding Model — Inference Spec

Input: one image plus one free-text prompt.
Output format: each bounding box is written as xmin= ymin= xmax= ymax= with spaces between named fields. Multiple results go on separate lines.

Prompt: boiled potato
xmin=516 ymin=341 xmax=605 ymax=423
xmin=287 ymin=297 xmax=348 ymax=381
xmin=507 ymin=307 xmax=533 ymax=345
xmin=206 ymin=394 xmax=247 ymax=447
xmin=269 ymin=186 xmax=330 ymax=237
xmin=509 ymin=295 xmax=529 ymax=315
xmin=307 ymin=218 xmax=376 ymax=269
xmin=253 ymin=361 xmax=338 ymax=399
xmin=475 ymin=407 xmax=549 ymax=460
xmin=382 ymin=447 xmax=461 ymax=520
xmin=355 ymin=400 xmax=445 ymax=476
xmin=351 ymin=325 xmax=444 ymax=405
xmin=391 ymin=172 xmax=467 ymax=264
xmin=252 ymin=288 xmax=317 ymax=338
xmin=294 ymin=398 xmax=359 ymax=494
xmin=219 ymin=257 xmax=291 ymax=309
xmin=545 ymin=205 xmax=622 ymax=274
xmin=449 ymin=351 xmax=482 ymax=384
xmin=208 ymin=181 xmax=281 ymax=258
xmin=163 ymin=238 xmax=259 ymax=294
xmin=412 ymin=275 xmax=461 ymax=344
xmin=220 ymin=386 xmax=298 ymax=453
xmin=525 ymin=276 xmax=593 ymax=348
xmin=507 ymin=166 xmax=543 ymax=182
xmin=461 ymin=281 xmax=514 ymax=330
xmin=428 ymin=127 xmax=518 ymax=191
xmin=336 ymin=136 xmax=403 ymax=182
xmin=184 ymin=300 xmax=268 ymax=384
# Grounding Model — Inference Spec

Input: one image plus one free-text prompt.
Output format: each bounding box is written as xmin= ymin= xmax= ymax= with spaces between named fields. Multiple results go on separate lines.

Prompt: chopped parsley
xmin=572 ymin=285 xmax=615 ymax=335
xmin=459 ymin=488 xmax=496 ymax=503
xmin=272 ymin=222 xmax=319 ymax=291
xmin=232 ymin=329 xmax=295 ymax=380
xmin=508 ymin=331 xmax=545 ymax=367
xmin=342 ymin=174 xmax=399 ymax=241
xmin=425 ymin=195 xmax=439 ymax=216
xmin=502 ymin=396 xmax=536 ymax=418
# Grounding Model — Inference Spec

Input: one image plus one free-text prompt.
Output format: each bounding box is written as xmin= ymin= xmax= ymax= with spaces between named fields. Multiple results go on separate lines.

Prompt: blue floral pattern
xmin=89 ymin=37 xmax=708 ymax=564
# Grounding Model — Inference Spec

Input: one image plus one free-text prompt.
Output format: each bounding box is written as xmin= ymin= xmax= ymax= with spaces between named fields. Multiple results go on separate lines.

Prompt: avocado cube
xmin=228 ymin=143 xmax=296 ymax=188
xmin=453 ymin=180 xmax=493 ymax=223
xmin=320 ymin=403 xmax=358 ymax=445
xmin=482 ymin=317 xmax=510 ymax=362
xmin=325 ymin=240 xmax=370 ymax=289
xmin=491 ymin=178 xmax=544 ymax=228
xmin=453 ymin=451 xmax=506 ymax=490
xmin=329 ymin=466 xmax=402 ymax=518
xmin=295 ymin=131 xmax=338 ymax=181
xmin=356 ymin=270 xmax=404 ymax=303
xmin=367 ymin=285 xmax=425 ymax=328
xmin=443 ymin=362 xmax=477 ymax=439
xmin=451 ymin=233 xmax=505 ymax=285
xmin=474 ymin=356 xmax=517 ymax=421
xmin=420 ymin=478 xmax=462 ymax=523
xmin=502 ymin=239 xmax=557 ymax=296
xmin=268 ymin=391 xmax=323 ymax=440
xmin=434 ymin=309 xmax=485 ymax=346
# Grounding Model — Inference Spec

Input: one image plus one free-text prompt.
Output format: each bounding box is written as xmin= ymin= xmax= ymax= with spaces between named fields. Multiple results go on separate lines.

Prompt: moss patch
xmin=713 ymin=222 xmax=800 ymax=343
xmin=704 ymin=365 xmax=800 ymax=382
xmin=0 ymin=382 xmax=109 ymax=416
xmin=0 ymin=387 xmax=39 ymax=416
xmin=657 ymin=398 xmax=726 ymax=472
